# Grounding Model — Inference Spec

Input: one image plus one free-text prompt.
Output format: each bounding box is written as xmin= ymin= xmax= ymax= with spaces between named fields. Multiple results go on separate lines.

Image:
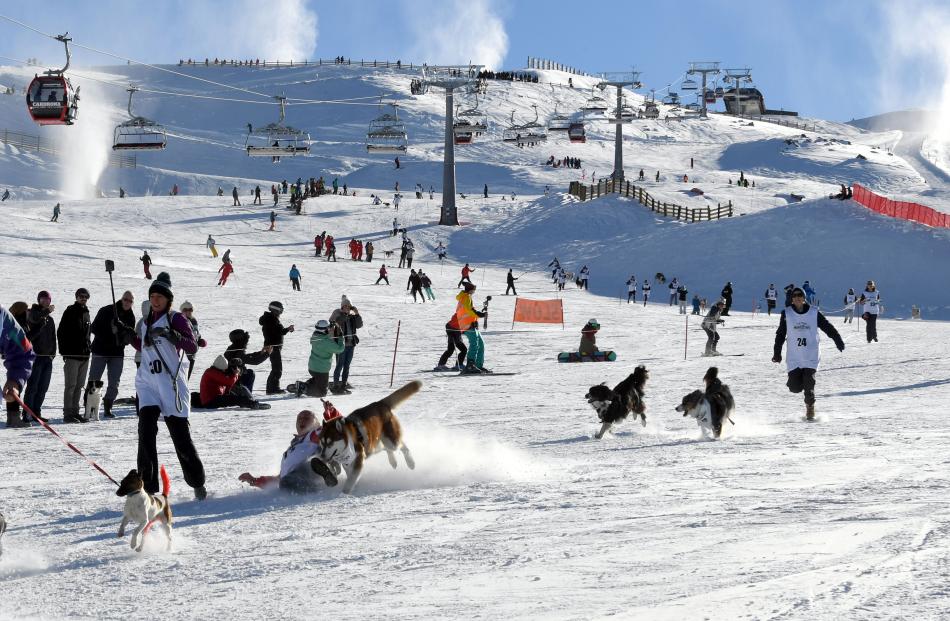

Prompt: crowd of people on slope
xmin=546 ymin=156 xmax=582 ymax=169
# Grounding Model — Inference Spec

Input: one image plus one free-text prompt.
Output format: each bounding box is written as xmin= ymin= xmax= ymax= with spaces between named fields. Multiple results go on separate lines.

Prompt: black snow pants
xmin=437 ymin=325 xmax=467 ymax=368
xmin=137 ymin=406 xmax=206 ymax=494
xmin=786 ymin=368 xmax=817 ymax=404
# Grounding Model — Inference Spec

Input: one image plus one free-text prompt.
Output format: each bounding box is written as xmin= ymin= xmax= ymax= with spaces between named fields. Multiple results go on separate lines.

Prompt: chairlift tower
xmin=419 ymin=65 xmax=484 ymax=226
xmin=687 ymin=62 xmax=721 ymax=118
xmin=722 ymin=68 xmax=752 ymax=117
xmin=598 ymin=70 xmax=642 ymax=182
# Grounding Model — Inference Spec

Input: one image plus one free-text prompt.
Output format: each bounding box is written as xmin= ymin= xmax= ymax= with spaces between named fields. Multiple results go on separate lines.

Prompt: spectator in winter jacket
xmin=198 ymin=356 xmax=266 ymax=409
xmin=289 ymin=264 xmax=302 ymax=291
xmin=405 ymin=243 xmax=415 ymax=268
xmin=407 ymin=269 xmax=425 ymax=303
xmin=365 ymin=241 xmax=374 ymax=262
xmin=179 ymin=301 xmax=207 ymax=381
xmin=131 ymin=271 xmax=206 ymax=499
xmin=296 ymin=320 xmax=345 ymax=397
xmin=677 ymin=284 xmax=689 ymax=314
xmin=269 ymin=210 xmax=276 ymax=230
xmin=1 ymin=304 xmax=34 ymax=429
xmin=578 ymin=266 xmax=590 ymax=291
xmin=668 ymin=278 xmax=679 ymax=306
xmin=626 ymin=276 xmax=637 ymax=303
xmin=224 ymin=329 xmax=272 ymax=393
xmin=260 ymin=301 xmax=294 ymax=394
xmin=57 ymin=288 xmax=92 ymax=423
xmin=87 ymin=292 xmax=136 ymax=419
xmin=702 ymin=299 xmax=726 ymax=356
xmin=23 ymin=291 xmax=56 ymax=424
xmin=720 ymin=282 xmax=733 ymax=316
xmin=313 ymin=235 xmax=323 ymax=257
xmin=802 ymin=281 xmax=816 ymax=305
xmin=375 ymin=264 xmax=390 ymax=285
xmin=579 ymin=319 xmax=600 ymax=355
xmin=642 ymin=279 xmax=651 ymax=306
xmin=329 ymin=295 xmax=363 ymax=394
xmin=140 ymin=251 xmax=152 ymax=280
xmin=232 ymin=186 xmax=241 ymax=206
xmin=772 ymin=287 xmax=845 ymax=420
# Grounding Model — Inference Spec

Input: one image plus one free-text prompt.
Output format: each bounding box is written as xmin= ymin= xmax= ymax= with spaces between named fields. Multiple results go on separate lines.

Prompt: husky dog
xmin=585 ymin=365 xmax=649 ymax=439
xmin=319 ymin=381 xmax=420 ymax=493
xmin=675 ymin=367 xmax=736 ymax=439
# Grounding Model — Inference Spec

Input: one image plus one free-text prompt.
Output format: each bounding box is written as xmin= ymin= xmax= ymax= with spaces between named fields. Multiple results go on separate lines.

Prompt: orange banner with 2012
xmin=512 ymin=298 xmax=564 ymax=325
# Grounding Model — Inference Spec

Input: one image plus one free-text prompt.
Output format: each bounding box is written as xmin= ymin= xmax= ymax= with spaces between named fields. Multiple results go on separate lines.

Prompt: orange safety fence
xmin=852 ymin=183 xmax=950 ymax=229
xmin=512 ymin=298 xmax=564 ymax=328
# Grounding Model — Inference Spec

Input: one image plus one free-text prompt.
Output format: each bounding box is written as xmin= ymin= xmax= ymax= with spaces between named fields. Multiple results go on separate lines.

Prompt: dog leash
xmin=11 ymin=393 xmax=119 ymax=486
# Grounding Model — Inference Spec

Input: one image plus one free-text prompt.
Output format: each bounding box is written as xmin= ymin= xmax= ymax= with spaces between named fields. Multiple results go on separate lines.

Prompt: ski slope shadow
xmin=826 ymin=377 xmax=950 ymax=397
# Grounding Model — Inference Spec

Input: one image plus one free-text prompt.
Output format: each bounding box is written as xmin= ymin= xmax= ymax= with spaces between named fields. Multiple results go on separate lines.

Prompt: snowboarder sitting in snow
xmin=578 ymin=319 xmax=601 ymax=356
xmin=238 ymin=406 xmax=341 ymax=493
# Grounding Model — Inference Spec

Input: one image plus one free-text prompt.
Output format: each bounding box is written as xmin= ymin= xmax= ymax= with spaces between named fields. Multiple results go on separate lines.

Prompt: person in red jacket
xmin=217 ymin=261 xmax=234 ymax=286
xmin=457 ymin=263 xmax=474 ymax=288
xmin=197 ymin=356 xmax=267 ymax=409
xmin=375 ymin=264 xmax=390 ymax=285
xmin=313 ymin=234 xmax=323 ymax=257
xmin=324 ymin=235 xmax=334 ymax=256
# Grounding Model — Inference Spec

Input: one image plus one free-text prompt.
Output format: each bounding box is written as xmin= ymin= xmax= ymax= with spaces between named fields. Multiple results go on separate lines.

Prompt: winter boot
xmin=194 ymin=486 xmax=208 ymax=501
xmin=310 ymin=458 xmax=338 ymax=487
xmin=103 ymin=398 xmax=116 ymax=419
xmin=6 ymin=411 xmax=28 ymax=428
xmin=805 ymin=403 xmax=816 ymax=421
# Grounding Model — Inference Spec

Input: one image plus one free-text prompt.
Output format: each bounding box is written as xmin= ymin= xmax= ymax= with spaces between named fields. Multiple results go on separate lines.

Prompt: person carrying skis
xmin=765 ymin=284 xmax=778 ymax=316
xmin=772 ymin=286 xmax=845 ymax=420
xmin=843 ymin=288 xmax=856 ymax=323
xmin=858 ymin=280 xmax=881 ymax=342
xmin=456 ymin=282 xmax=489 ymax=374
xmin=206 ymin=235 xmax=218 ymax=258
xmin=642 ymin=279 xmax=651 ymax=306
xmin=289 ymin=264 xmax=302 ymax=291
xmin=140 ymin=251 xmax=153 ymax=280
xmin=130 ymin=272 xmax=207 ymax=500
xmin=701 ymin=299 xmax=726 ymax=356
xmin=505 ymin=269 xmax=518 ymax=296
xmin=260 ymin=301 xmax=294 ymax=394
xmin=407 ymin=269 xmax=425 ymax=303
xmin=458 ymin=263 xmax=474 ymax=288
xmin=217 ymin=261 xmax=234 ymax=286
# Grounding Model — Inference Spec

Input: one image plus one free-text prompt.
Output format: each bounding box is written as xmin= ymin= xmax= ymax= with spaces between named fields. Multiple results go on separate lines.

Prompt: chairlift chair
xmin=113 ymin=86 xmax=166 ymax=150
xmin=26 ymin=34 xmax=79 ymax=126
xmin=681 ymin=78 xmax=698 ymax=91
xmin=548 ymin=103 xmax=571 ymax=131
xmin=457 ymin=93 xmax=488 ymax=134
xmin=704 ymin=89 xmax=717 ymax=104
xmin=246 ymin=96 xmax=311 ymax=159
xmin=582 ymin=87 xmax=608 ymax=114
xmin=567 ymin=122 xmax=586 ymax=143
xmin=366 ymin=102 xmax=408 ymax=154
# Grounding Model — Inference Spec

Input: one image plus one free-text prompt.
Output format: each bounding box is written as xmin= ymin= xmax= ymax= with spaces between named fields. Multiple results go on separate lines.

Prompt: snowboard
xmin=557 ymin=351 xmax=617 ymax=363
xmin=286 ymin=382 xmax=351 ymax=396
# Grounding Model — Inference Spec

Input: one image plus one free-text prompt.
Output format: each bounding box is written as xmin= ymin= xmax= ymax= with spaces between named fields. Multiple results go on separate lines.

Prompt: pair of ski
xmin=421 ymin=368 xmax=518 ymax=376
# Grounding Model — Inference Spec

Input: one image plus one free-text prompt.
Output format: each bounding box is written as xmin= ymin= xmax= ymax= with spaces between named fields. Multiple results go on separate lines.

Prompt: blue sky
xmin=1 ymin=0 xmax=947 ymax=122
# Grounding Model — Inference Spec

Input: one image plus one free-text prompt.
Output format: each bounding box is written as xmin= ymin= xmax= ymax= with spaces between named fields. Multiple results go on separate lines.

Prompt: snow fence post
xmin=390 ymin=320 xmax=401 ymax=388
xmin=684 ymin=314 xmax=688 ymax=360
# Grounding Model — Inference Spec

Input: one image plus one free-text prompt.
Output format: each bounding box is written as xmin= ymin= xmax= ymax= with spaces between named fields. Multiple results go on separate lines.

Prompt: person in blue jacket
xmin=289 ymin=264 xmax=302 ymax=291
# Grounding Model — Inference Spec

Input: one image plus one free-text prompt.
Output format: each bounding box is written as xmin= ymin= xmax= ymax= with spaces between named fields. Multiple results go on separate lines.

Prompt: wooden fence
xmin=0 ymin=128 xmax=136 ymax=168
xmin=568 ymin=178 xmax=733 ymax=222
xmin=717 ymin=111 xmax=818 ymax=132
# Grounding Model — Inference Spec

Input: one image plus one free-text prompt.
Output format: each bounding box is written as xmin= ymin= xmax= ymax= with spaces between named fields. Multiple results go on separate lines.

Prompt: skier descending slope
xmin=772 ymin=286 xmax=845 ymax=421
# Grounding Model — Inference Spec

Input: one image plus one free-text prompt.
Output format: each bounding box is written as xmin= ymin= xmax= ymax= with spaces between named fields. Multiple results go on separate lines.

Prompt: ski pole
xmin=390 ymin=320 xmax=401 ymax=388
xmin=10 ymin=392 xmax=119 ymax=486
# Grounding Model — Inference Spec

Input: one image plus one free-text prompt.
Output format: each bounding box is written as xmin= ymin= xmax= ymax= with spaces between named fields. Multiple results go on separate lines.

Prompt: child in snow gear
xmin=289 ymin=264 xmax=302 ymax=291
xmin=843 ymin=288 xmax=856 ymax=323
xmin=140 ymin=251 xmax=152 ymax=280
xmin=260 ymin=301 xmax=294 ymax=394
xmin=269 ymin=210 xmax=276 ymax=230
xmin=292 ymin=320 xmax=345 ymax=397
xmin=57 ymin=288 xmax=92 ymax=423
xmin=505 ymin=269 xmax=518 ymax=295
xmin=329 ymin=296 xmax=362 ymax=394
xmin=859 ymin=280 xmax=881 ymax=342
xmin=772 ymin=287 xmax=845 ymax=420
xmin=132 ymin=272 xmax=207 ymax=499
xmin=702 ymin=299 xmax=726 ymax=356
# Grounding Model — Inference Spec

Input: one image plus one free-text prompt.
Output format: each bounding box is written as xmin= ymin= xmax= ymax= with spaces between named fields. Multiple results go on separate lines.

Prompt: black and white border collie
xmin=585 ymin=365 xmax=649 ymax=439
xmin=675 ymin=367 xmax=735 ymax=439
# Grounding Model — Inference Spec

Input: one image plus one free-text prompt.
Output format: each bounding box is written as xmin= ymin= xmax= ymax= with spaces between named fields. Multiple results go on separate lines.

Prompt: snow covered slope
xmin=1 ymin=192 xmax=949 ymax=620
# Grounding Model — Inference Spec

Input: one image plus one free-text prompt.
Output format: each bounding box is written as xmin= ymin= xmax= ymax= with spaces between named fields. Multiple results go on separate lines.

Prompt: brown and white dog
xmin=585 ymin=365 xmax=649 ymax=439
xmin=318 ymin=380 xmax=420 ymax=493
xmin=116 ymin=466 xmax=173 ymax=552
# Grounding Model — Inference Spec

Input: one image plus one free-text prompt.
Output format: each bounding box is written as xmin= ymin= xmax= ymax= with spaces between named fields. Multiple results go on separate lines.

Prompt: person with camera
xmin=329 ymin=295 xmax=362 ymax=394
xmin=223 ymin=329 xmax=272 ymax=394
xmin=196 ymin=355 xmax=269 ymax=410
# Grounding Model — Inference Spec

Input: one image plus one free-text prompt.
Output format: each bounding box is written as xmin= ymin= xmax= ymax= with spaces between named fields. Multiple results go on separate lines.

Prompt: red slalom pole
xmin=11 ymin=393 xmax=119 ymax=486
xmin=390 ymin=320 xmax=401 ymax=388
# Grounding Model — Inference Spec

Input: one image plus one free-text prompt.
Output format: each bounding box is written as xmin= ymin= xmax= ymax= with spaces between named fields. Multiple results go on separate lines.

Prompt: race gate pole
xmin=390 ymin=320 xmax=401 ymax=388
xmin=684 ymin=314 xmax=688 ymax=360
